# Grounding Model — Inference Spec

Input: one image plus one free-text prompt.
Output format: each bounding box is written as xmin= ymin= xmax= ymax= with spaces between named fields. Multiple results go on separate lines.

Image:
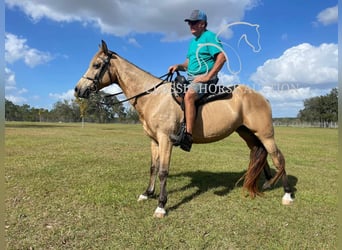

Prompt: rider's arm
xmin=194 ymin=52 xmax=226 ymax=83
xmin=169 ymin=59 xmax=189 ymax=73
xmin=207 ymin=52 xmax=226 ymax=79
xmin=177 ymin=59 xmax=189 ymax=71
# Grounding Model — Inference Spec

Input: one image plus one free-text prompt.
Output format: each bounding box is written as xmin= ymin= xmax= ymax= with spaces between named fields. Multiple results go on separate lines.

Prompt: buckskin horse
xmin=74 ymin=40 xmax=294 ymax=218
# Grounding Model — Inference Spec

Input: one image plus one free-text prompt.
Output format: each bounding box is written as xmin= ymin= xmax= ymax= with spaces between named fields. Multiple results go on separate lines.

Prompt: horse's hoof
xmin=137 ymin=194 xmax=148 ymax=202
xmin=282 ymin=192 xmax=294 ymax=205
xmin=153 ymin=207 xmax=166 ymax=218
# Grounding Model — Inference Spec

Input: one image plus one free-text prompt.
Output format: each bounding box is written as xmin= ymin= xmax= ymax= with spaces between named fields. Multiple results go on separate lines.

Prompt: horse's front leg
xmin=154 ymin=136 xmax=173 ymax=218
xmin=138 ymin=140 xmax=159 ymax=201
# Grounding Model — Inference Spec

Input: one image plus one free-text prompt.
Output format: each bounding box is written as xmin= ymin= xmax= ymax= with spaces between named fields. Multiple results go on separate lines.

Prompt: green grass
xmin=5 ymin=122 xmax=338 ymax=249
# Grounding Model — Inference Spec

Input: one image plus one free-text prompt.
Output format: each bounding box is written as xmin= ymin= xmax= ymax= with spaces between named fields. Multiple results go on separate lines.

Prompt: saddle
xmin=171 ymin=74 xmax=238 ymax=108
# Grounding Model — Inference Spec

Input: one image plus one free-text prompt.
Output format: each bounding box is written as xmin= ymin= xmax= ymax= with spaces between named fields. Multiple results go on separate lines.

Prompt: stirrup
xmin=169 ymin=122 xmax=193 ymax=152
xmin=170 ymin=122 xmax=186 ymax=146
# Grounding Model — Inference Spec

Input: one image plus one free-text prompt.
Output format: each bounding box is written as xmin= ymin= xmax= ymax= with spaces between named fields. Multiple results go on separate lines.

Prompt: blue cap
xmin=184 ymin=10 xmax=207 ymax=22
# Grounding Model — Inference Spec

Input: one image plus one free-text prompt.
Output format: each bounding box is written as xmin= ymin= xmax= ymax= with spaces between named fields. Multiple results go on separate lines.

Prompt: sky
xmin=4 ymin=0 xmax=338 ymax=117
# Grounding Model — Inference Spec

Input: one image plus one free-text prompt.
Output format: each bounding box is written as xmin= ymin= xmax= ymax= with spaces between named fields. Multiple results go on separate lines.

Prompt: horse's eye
xmin=93 ymin=63 xmax=101 ymax=69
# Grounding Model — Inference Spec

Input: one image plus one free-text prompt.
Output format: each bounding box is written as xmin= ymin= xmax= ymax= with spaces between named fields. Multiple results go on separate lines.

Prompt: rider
xmin=168 ymin=10 xmax=226 ymax=152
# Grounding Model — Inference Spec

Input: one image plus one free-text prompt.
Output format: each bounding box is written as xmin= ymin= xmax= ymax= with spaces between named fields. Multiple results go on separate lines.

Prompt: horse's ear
xmin=100 ymin=40 xmax=109 ymax=54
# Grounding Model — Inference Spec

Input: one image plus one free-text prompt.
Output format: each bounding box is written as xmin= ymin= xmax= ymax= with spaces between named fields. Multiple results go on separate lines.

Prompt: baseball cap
xmin=184 ymin=10 xmax=207 ymax=22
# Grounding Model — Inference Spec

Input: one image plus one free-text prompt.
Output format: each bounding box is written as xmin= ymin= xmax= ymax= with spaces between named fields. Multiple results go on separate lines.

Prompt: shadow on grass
xmin=168 ymin=169 xmax=297 ymax=212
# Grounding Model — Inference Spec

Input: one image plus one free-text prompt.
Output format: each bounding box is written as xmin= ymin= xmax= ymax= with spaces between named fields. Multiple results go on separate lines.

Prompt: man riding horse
xmin=74 ymin=11 xmax=294 ymax=218
xmin=169 ymin=10 xmax=227 ymax=152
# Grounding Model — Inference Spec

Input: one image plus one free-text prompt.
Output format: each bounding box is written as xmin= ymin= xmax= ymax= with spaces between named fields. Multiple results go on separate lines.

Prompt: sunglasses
xmin=188 ymin=20 xmax=200 ymax=26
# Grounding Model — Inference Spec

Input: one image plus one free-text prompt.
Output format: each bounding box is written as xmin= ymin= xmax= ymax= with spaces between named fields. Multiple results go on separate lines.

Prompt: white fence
xmin=273 ymin=121 xmax=338 ymax=128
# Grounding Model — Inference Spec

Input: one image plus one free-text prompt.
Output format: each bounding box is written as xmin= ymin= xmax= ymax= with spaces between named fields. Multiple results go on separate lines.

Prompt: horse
xmin=74 ymin=40 xmax=294 ymax=218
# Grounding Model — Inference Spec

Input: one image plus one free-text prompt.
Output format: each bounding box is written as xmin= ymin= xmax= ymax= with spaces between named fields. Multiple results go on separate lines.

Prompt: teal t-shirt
xmin=187 ymin=30 xmax=223 ymax=76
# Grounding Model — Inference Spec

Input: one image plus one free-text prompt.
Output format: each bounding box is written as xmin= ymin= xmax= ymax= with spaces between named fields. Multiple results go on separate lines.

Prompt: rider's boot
xmin=170 ymin=122 xmax=193 ymax=152
xmin=180 ymin=132 xmax=193 ymax=152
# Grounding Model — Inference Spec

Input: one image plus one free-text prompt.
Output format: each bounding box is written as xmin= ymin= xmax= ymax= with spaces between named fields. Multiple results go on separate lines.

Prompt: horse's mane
xmin=110 ymin=50 xmax=160 ymax=81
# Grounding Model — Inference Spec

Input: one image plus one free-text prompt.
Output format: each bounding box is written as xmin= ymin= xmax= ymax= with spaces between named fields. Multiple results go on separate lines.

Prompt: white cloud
xmin=5 ymin=67 xmax=29 ymax=105
xmin=5 ymin=95 xmax=28 ymax=104
xmin=5 ymin=67 xmax=16 ymax=90
xmin=249 ymin=43 xmax=337 ymax=117
xmin=4 ymin=33 xmax=53 ymax=105
xmin=101 ymin=84 xmax=123 ymax=95
xmin=49 ymin=89 xmax=75 ymax=102
xmin=316 ymin=5 xmax=338 ymax=26
xmin=5 ymin=33 xmax=53 ymax=67
xmin=260 ymin=86 xmax=324 ymax=102
xmin=218 ymin=72 xmax=240 ymax=85
xmin=250 ymin=43 xmax=338 ymax=87
xmin=259 ymin=86 xmax=332 ymax=117
xmin=5 ymin=0 xmax=259 ymax=40
xmin=127 ymin=38 xmax=141 ymax=48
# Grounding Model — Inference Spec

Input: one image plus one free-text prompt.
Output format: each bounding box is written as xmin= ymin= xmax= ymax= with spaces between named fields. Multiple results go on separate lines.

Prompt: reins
xmin=84 ymin=48 xmax=175 ymax=105
xmin=103 ymin=72 xmax=173 ymax=105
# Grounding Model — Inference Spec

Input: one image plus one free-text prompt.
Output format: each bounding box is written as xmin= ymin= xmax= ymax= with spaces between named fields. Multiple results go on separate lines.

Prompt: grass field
xmin=5 ymin=122 xmax=338 ymax=249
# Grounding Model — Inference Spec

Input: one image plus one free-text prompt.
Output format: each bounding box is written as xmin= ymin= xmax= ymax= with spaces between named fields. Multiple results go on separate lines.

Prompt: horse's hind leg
xmin=262 ymin=139 xmax=294 ymax=205
xmin=236 ymin=126 xmax=273 ymax=189
xmin=138 ymin=140 xmax=159 ymax=201
xmin=237 ymin=126 xmax=293 ymax=204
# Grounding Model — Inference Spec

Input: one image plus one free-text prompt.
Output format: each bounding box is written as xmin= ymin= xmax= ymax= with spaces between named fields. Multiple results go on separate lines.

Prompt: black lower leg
xmin=282 ymin=174 xmax=292 ymax=194
xmin=158 ymin=170 xmax=168 ymax=208
xmin=143 ymin=164 xmax=158 ymax=197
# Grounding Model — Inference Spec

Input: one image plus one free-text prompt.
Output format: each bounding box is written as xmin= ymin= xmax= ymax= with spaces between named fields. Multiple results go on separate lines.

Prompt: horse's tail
xmin=238 ymin=143 xmax=268 ymax=198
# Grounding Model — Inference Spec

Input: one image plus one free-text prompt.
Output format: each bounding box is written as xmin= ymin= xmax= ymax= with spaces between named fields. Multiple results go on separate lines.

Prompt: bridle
xmin=82 ymin=49 xmax=175 ymax=105
xmin=82 ymin=51 xmax=115 ymax=93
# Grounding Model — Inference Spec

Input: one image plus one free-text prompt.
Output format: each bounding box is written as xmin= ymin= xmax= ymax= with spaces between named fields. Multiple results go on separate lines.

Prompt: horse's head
xmin=74 ymin=40 xmax=117 ymax=98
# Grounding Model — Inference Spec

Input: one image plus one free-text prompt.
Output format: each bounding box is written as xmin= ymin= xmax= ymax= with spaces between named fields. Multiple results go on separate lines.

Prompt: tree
xmin=5 ymin=99 xmax=49 ymax=122
xmin=75 ymin=97 xmax=88 ymax=127
xmin=5 ymin=91 xmax=129 ymax=123
xmin=101 ymin=93 xmax=126 ymax=122
xmin=298 ymin=88 xmax=338 ymax=126
xmin=73 ymin=91 xmax=125 ymax=123
xmin=49 ymin=100 xmax=79 ymax=122
xmin=126 ymin=107 xmax=140 ymax=123
xmin=5 ymin=99 xmax=21 ymax=121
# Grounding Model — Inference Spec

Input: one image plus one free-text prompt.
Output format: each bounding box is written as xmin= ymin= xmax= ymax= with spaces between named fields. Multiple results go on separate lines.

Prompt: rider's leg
xmin=169 ymin=78 xmax=213 ymax=151
xmin=184 ymin=89 xmax=198 ymax=135
xmin=169 ymin=89 xmax=196 ymax=152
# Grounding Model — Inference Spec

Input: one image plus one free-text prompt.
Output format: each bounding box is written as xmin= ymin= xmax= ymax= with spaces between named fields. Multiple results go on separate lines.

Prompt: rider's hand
xmin=168 ymin=65 xmax=178 ymax=73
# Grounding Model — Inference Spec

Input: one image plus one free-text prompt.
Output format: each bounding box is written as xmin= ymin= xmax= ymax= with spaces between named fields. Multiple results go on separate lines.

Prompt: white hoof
xmin=282 ymin=192 xmax=294 ymax=205
xmin=137 ymin=194 xmax=148 ymax=202
xmin=153 ymin=207 xmax=166 ymax=218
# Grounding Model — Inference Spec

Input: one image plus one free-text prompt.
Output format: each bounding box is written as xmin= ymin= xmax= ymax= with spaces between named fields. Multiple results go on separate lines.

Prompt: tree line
xmin=5 ymin=88 xmax=338 ymax=126
xmin=5 ymin=91 xmax=140 ymax=123
xmin=297 ymin=88 xmax=338 ymax=127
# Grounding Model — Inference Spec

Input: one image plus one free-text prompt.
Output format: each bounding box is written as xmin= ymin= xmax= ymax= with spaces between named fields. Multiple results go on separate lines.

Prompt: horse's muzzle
xmin=74 ymin=86 xmax=91 ymax=98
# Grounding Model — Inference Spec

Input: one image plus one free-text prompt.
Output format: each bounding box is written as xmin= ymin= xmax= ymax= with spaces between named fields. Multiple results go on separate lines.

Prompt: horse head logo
xmin=192 ymin=21 xmax=262 ymax=77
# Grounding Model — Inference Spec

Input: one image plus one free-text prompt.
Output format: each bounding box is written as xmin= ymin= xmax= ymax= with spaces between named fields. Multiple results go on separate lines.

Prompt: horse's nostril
xmin=84 ymin=88 xmax=90 ymax=98
xmin=74 ymin=87 xmax=78 ymax=92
